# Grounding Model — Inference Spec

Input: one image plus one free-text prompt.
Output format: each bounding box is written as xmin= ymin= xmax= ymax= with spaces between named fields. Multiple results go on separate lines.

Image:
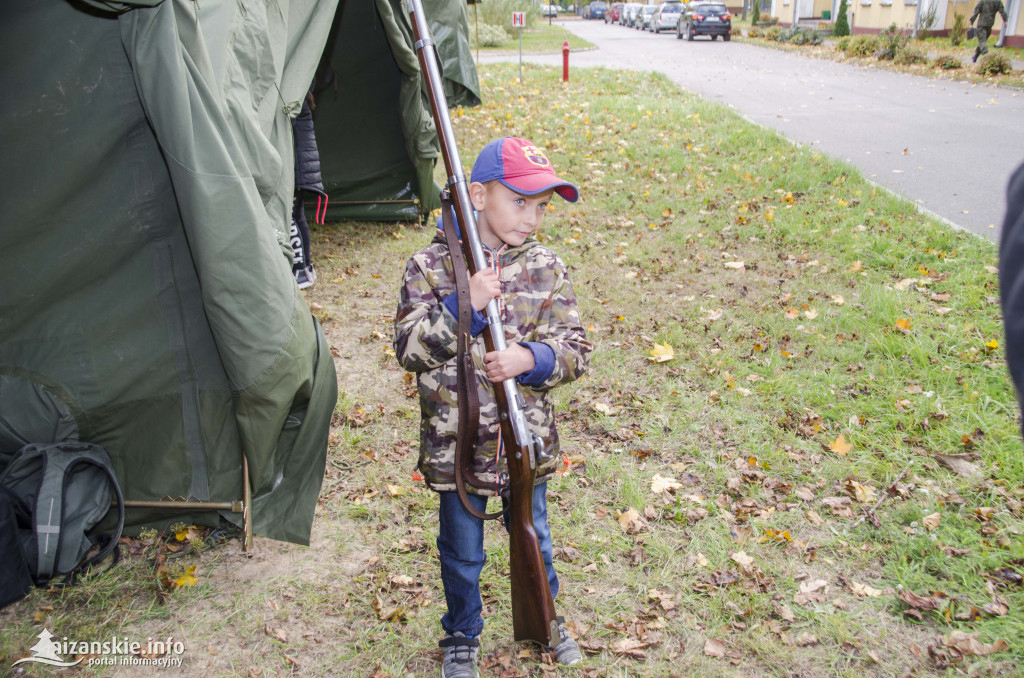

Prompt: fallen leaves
xmin=829 ymin=434 xmax=852 ymax=456
xmin=649 ymin=474 xmax=683 ymax=494
xmin=793 ymin=578 xmax=829 ymax=606
xmin=849 ymin=581 xmax=884 ymax=598
xmin=921 ymin=512 xmax=942 ymax=532
xmin=647 ymin=342 xmax=675 ymax=363
xmin=173 ymin=565 xmax=198 ymax=588
xmin=929 ymin=630 xmax=1011 ymax=667
xmin=844 ymin=479 xmax=877 ymax=503
xmin=933 ymin=453 xmax=982 ymax=478
xmin=615 ymin=507 xmax=648 ymax=534
xmin=703 ymin=637 xmax=727 ymax=658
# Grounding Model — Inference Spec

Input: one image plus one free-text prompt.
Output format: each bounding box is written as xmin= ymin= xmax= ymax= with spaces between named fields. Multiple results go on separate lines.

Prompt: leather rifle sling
xmin=440 ymin=193 xmax=506 ymax=521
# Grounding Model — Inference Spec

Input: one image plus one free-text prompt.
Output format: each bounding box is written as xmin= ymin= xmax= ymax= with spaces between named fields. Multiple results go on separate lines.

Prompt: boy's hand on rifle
xmin=483 ymin=345 xmax=535 ymax=383
xmin=469 ymin=269 xmax=501 ymax=311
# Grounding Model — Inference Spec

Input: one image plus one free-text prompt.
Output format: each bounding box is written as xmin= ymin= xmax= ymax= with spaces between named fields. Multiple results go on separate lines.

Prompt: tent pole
xmin=242 ymin=453 xmax=253 ymax=551
xmin=119 ymin=499 xmax=243 ymax=511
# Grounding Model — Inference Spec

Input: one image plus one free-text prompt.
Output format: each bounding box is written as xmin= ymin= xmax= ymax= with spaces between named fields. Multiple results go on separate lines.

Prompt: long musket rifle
xmin=406 ymin=0 xmax=560 ymax=648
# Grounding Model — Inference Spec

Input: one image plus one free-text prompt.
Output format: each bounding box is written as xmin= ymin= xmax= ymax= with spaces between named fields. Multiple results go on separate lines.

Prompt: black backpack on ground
xmin=0 ymin=484 xmax=34 ymax=608
xmin=0 ymin=442 xmax=124 ymax=609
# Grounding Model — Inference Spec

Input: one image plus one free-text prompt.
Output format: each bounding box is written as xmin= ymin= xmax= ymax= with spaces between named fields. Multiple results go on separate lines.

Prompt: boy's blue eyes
xmin=513 ymin=198 xmax=548 ymax=209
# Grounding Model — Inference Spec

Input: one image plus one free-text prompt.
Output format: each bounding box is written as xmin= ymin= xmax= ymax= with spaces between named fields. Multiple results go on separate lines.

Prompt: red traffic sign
xmin=512 ymin=11 xmax=525 ymax=27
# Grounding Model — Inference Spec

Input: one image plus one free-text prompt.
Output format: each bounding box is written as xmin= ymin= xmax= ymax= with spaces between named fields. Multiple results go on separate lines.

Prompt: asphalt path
xmin=480 ymin=20 xmax=1024 ymax=241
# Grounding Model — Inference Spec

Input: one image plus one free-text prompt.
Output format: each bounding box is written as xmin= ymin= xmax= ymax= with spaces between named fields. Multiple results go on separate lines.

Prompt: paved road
xmin=481 ymin=20 xmax=1024 ymax=240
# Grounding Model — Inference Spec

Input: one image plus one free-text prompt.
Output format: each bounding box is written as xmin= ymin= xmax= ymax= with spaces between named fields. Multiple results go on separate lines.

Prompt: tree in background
xmin=751 ymin=0 xmax=760 ymax=26
xmin=950 ymin=11 xmax=967 ymax=46
xmin=832 ymin=0 xmax=850 ymax=36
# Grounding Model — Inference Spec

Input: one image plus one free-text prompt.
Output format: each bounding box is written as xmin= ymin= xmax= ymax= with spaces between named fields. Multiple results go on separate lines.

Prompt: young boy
xmin=394 ymin=137 xmax=593 ymax=677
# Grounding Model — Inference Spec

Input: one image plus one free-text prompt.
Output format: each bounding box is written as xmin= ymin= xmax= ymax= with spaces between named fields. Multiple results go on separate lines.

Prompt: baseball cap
xmin=471 ymin=137 xmax=579 ymax=203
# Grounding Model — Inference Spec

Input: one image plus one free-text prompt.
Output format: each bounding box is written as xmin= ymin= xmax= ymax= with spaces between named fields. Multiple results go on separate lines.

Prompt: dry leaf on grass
xmin=845 ymin=479 xmax=877 ymax=503
xmin=898 ymin=589 xmax=945 ymax=611
xmin=829 ymin=435 xmax=852 ymax=456
xmin=795 ymin=631 xmax=819 ymax=646
xmin=610 ymin=638 xmax=649 ymax=658
xmin=933 ymin=454 xmax=982 ymax=478
xmin=650 ymin=474 xmax=683 ymax=494
xmin=703 ymin=638 xmax=726 ymax=658
xmin=922 ymin=512 xmax=942 ymax=532
xmin=793 ymin=578 xmax=829 ymax=605
xmin=805 ymin=510 xmax=824 ymax=525
xmin=943 ymin=631 xmax=1009 ymax=656
xmin=981 ymin=597 xmax=1010 ymax=616
xmin=647 ymin=342 xmax=675 ymax=363
xmin=615 ymin=507 xmax=648 ymax=534
xmin=849 ymin=581 xmax=884 ymax=597
xmin=794 ymin=486 xmax=815 ymax=501
xmin=264 ymin=625 xmax=288 ymax=643
xmin=730 ymin=551 xmax=755 ymax=572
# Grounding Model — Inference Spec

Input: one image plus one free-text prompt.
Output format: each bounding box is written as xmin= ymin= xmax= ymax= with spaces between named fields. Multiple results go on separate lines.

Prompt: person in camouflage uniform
xmin=394 ymin=137 xmax=592 ymax=677
xmin=970 ymin=0 xmax=1008 ymax=62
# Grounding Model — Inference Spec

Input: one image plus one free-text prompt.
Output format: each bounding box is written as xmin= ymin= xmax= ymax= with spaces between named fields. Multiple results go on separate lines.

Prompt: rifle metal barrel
xmin=407 ymin=0 xmax=532 ymax=447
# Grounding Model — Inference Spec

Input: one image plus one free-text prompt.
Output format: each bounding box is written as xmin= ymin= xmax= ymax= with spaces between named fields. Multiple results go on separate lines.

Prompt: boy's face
xmin=470 ymin=181 xmax=554 ymax=250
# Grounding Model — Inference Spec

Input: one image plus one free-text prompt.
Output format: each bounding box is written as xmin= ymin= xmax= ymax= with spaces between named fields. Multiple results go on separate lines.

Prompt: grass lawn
xmin=737 ymin=28 xmax=1024 ymax=89
xmin=475 ymin=22 xmax=596 ymax=54
xmin=916 ymin=35 xmax=1024 ymax=63
xmin=1 ymin=63 xmax=1021 ymax=677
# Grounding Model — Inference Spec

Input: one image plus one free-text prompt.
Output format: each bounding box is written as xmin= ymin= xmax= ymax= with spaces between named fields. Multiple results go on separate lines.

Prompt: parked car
xmin=621 ymin=2 xmax=642 ymax=25
xmin=649 ymin=1 xmax=685 ymax=32
xmin=677 ymin=1 xmax=731 ymax=40
xmin=588 ymin=0 xmax=608 ymax=18
xmin=635 ymin=4 xmax=655 ymax=29
xmin=605 ymin=2 xmax=624 ymax=22
xmin=541 ymin=3 xmax=560 ymax=16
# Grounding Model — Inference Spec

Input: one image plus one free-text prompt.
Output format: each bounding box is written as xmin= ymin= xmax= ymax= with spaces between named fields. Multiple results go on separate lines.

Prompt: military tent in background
xmin=313 ymin=0 xmax=481 ymax=221
xmin=0 ymin=0 xmax=340 ymax=545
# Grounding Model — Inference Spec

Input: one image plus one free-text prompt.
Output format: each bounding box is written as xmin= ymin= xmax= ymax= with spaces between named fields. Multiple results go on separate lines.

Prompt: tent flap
xmin=0 ymin=0 xmax=339 ymax=545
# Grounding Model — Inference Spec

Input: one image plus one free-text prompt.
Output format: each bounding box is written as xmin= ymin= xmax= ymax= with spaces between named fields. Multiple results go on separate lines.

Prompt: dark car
xmin=677 ymin=2 xmax=731 ymax=40
xmin=589 ymin=0 xmax=608 ymax=18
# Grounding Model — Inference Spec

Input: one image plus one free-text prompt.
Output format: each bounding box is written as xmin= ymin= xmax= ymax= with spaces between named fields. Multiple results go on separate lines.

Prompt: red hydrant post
xmin=562 ymin=41 xmax=570 ymax=82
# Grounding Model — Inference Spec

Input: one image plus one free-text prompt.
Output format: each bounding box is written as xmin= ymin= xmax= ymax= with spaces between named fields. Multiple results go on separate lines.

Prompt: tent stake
xmin=113 ymin=456 xmax=253 ymax=551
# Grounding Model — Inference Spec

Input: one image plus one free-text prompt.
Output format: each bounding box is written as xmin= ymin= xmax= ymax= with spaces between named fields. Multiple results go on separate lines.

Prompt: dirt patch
xmin=105 ymin=517 xmax=373 ymax=677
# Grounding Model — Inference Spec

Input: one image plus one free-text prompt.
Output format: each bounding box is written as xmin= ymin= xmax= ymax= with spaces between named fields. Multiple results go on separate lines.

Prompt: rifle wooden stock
xmin=406 ymin=0 xmax=559 ymax=648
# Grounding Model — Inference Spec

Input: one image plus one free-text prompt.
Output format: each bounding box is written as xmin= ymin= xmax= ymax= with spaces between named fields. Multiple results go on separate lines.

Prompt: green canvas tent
xmin=0 ymin=0 xmax=340 ymax=545
xmin=313 ymin=0 xmax=481 ymax=221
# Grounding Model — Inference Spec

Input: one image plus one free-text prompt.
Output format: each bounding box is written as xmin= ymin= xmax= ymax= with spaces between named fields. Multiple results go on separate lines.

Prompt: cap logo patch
xmin=520 ymin=145 xmax=550 ymax=168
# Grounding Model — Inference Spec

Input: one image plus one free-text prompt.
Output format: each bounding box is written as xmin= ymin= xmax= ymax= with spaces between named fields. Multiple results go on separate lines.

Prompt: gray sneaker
xmin=550 ymin=617 xmax=583 ymax=666
xmin=440 ymin=632 xmax=479 ymax=678
xmin=294 ymin=265 xmax=316 ymax=290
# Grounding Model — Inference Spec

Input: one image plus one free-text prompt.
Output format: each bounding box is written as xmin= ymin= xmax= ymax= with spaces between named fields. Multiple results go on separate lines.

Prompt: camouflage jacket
xmin=394 ymin=231 xmax=592 ymax=494
xmin=971 ymin=0 xmax=1007 ymax=28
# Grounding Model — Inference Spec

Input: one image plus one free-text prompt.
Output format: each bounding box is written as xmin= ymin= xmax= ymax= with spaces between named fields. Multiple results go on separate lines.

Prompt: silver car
xmin=621 ymin=2 xmax=643 ymax=25
xmin=649 ymin=1 xmax=685 ymax=32
xmin=635 ymin=4 xmax=656 ymax=29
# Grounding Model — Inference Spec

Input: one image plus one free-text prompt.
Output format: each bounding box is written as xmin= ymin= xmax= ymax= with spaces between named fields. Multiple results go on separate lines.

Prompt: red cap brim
xmin=498 ymin=176 xmax=580 ymax=203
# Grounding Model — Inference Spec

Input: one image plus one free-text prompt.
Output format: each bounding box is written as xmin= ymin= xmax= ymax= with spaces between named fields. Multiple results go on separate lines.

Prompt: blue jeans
xmin=437 ymin=482 xmax=558 ymax=637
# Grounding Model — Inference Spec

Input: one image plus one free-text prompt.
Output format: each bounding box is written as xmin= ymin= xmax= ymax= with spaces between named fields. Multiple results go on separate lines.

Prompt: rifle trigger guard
xmin=533 ymin=433 xmax=551 ymax=463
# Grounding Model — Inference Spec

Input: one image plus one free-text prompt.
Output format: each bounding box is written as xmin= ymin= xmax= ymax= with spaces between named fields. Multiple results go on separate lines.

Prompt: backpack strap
xmin=29 ymin=443 xmax=123 ymax=583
